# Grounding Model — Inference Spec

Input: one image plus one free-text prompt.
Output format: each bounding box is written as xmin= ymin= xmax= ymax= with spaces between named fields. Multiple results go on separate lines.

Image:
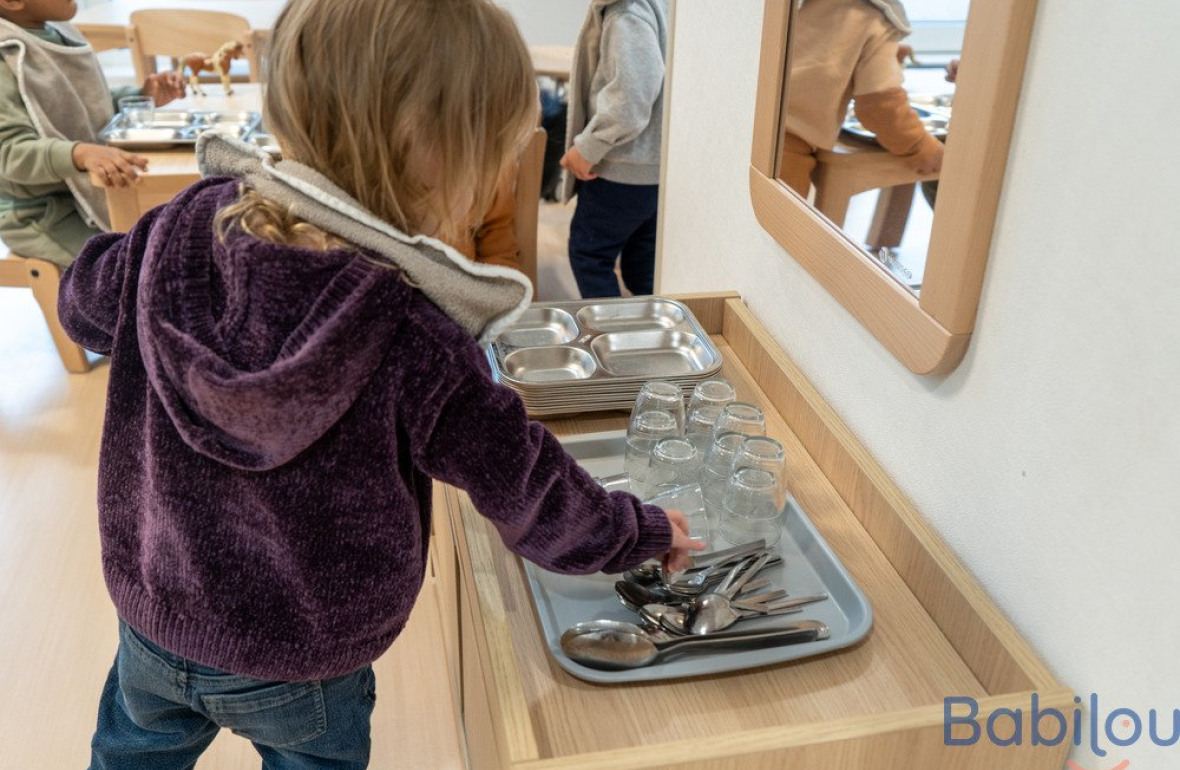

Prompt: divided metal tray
xmin=487 ymin=298 xmax=724 ymax=416
xmin=99 ymin=110 xmax=263 ymax=150
xmin=491 ymin=298 xmax=722 ymax=386
xmin=523 ymin=430 xmax=874 ymax=684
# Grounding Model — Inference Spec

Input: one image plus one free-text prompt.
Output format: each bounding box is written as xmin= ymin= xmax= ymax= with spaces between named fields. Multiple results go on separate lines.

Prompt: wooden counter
xmin=433 ymin=293 xmax=1072 ymax=769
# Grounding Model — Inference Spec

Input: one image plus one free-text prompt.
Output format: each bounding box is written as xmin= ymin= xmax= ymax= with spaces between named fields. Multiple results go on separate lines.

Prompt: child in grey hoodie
xmin=560 ymin=0 xmax=666 ymax=299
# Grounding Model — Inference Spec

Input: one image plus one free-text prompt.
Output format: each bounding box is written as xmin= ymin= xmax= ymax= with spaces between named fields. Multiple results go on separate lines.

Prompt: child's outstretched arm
xmin=0 ymin=68 xmax=148 ymax=190
xmin=0 ymin=67 xmax=84 ymax=187
xmin=58 ymin=208 xmax=160 ymax=354
xmin=850 ymin=34 xmax=944 ymax=176
xmin=399 ymin=331 xmax=692 ymax=575
xmin=572 ymin=12 xmax=665 ymax=168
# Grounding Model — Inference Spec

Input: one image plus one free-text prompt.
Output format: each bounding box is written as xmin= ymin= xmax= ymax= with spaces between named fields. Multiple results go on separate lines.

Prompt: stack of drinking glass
xmin=615 ymin=380 xmax=788 ymax=550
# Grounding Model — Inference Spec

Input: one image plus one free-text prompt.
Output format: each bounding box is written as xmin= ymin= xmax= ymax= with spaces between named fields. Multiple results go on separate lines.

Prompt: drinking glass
xmin=645 ymin=438 xmax=701 ymax=499
xmin=688 ymin=379 xmax=736 ymax=414
xmin=624 ymin=410 xmax=679 ymax=498
xmin=685 ymin=405 xmax=723 ymax=454
xmin=119 ymin=95 xmax=155 ymax=128
xmin=711 ymin=402 xmax=766 ymax=442
xmin=698 ymin=432 xmax=746 ymax=528
xmin=719 ymin=467 xmax=783 ymax=547
xmin=734 ymin=436 xmax=787 ymax=504
xmin=646 ymin=483 xmax=710 ymax=550
xmin=630 ymin=381 xmax=685 ymax=434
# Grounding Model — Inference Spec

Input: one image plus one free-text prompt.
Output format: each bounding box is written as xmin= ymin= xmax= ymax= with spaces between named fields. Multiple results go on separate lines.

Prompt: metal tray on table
xmin=488 ymin=298 xmax=723 ymax=387
xmin=522 ymin=430 xmax=874 ymax=684
xmin=99 ymin=110 xmax=262 ymax=150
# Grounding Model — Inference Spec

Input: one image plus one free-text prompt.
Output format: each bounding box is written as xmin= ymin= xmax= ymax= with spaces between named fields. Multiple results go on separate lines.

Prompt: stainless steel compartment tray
xmin=490 ymin=297 xmax=722 ymax=389
xmin=523 ymin=430 xmax=873 ymax=684
xmin=99 ymin=110 xmax=262 ymax=149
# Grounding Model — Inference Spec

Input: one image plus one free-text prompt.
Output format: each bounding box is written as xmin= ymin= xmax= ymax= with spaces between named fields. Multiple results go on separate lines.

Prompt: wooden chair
xmin=126 ymin=10 xmax=261 ymax=84
xmin=0 ymin=254 xmax=91 ymax=373
xmin=513 ymin=127 xmax=548 ymax=289
xmin=812 ymin=138 xmax=938 ymax=231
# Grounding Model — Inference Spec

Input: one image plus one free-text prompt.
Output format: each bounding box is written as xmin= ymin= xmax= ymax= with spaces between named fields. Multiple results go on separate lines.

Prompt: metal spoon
xmin=667 ymin=552 xmax=783 ymax=596
xmin=616 ymin=577 xmax=773 ymax=614
xmin=625 ymin=540 xmax=769 ymax=587
xmin=560 ymin=620 xmax=831 ymax=670
xmin=685 ymin=553 xmax=773 ymax=635
xmin=639 ymin=602 xmax=692 ymax=635
xmin=691 ymin=592 xmax=829 ymax=636
xmin=748 ymin=594 xmax=829 ymax=613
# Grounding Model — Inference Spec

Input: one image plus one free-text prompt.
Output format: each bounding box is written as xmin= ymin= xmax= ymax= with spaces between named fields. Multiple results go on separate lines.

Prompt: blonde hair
xmin=216 ymin=0 xmax=538 ymax=249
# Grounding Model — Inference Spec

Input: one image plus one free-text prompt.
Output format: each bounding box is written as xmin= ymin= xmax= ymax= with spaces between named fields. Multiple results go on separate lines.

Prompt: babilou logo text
xmin=944 ymin=694 xmax=1178 ymax=759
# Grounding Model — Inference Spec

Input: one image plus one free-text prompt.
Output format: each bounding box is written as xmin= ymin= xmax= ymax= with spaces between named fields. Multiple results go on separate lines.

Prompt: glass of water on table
xmin=118 ymin=95 xmax=155 ymax=128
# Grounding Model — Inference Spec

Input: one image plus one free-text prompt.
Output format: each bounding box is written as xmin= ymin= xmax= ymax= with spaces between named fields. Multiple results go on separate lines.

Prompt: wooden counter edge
xmin=718 ymin=296 xmax=1060 ymax=694
xmin=509 ymin=688 xmax=1076 ymax=770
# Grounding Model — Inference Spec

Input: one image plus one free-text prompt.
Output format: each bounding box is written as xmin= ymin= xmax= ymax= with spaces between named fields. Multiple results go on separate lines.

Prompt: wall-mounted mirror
xmin=750 ymin=0 xmax=1038 ymax=374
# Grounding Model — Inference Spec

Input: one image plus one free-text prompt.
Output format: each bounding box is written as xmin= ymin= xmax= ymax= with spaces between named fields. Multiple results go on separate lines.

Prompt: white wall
xmin=496 ymin=0 xmax=586 ymax=46
xmin=660 ymin=0 xmax=1180 ymax=765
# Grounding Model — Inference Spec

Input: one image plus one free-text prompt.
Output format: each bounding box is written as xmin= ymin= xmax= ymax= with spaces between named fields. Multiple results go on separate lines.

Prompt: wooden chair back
xmin=127 ymin=10 xmax=260 ymax=82
xmin=513 ymin=127 xmax=548 ymax=289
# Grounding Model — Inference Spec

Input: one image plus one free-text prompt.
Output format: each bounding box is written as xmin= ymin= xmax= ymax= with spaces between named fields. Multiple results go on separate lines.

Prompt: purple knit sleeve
xmin=400 ymin=331 xmax=672 ymax=575
xmin=58 ymin=208 xmax=159 ymax=354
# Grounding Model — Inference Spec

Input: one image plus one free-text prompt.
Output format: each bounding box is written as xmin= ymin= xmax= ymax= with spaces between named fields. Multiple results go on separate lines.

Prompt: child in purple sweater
xmin=61 ymin=1 xmax=697 ymax=767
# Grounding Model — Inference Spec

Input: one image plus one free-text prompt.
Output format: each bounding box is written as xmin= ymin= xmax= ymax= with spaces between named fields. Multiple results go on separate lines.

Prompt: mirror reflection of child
xmin=779 ymin=0 xmax=944 ymax=196
xmin=0 ymin=0 xmax=184 ymax=266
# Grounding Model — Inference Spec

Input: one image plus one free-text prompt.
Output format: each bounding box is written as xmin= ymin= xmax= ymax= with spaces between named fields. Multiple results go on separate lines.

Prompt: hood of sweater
xmin=197 ymin=134 xmax=532 ymax=345
xmin=797 ymin=0 xmax=911 ymax=35
xmin=136 ymin=179 xmax=410 ymax=472
xmin=134 ymin=134 xmax=531 ymax=471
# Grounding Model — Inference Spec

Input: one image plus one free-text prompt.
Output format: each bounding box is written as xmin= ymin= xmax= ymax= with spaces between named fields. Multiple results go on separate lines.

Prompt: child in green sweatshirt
xmin=0 ymin=0 xmax=183 ymax=265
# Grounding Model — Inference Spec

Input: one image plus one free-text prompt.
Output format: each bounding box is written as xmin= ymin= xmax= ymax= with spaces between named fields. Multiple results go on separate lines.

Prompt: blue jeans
xmin=568 ymin=178 xmax=660 ymax=298
xmin=89 ymin=622 xmax=376 ymax=770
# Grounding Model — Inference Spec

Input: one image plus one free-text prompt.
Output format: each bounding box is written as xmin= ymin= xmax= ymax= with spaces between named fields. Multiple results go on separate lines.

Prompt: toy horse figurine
xmin=181 ymin=40 xmax=244 ymax=96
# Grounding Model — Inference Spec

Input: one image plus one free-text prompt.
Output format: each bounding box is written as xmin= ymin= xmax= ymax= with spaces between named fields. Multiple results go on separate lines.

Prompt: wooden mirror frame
xmin=750 ymin=0 xmax=1038 ymax=374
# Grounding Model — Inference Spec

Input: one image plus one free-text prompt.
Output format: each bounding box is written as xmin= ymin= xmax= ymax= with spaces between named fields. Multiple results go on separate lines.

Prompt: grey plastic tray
xmin=523 ymin=430 xmax=873 ymax=684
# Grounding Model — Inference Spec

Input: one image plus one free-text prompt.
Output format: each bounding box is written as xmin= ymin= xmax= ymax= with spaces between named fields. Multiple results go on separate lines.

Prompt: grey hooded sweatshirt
xmin=562 ymin=0 xmax=668 ymax=202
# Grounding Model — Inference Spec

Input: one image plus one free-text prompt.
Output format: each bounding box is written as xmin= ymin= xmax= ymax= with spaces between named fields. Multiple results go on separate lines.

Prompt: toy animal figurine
xmin=181 ymin=40 xmax=245 ymax=97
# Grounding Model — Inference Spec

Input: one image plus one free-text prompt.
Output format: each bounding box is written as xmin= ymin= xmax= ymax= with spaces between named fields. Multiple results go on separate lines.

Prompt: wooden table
xmin=434 ymin=293 xmax=1073 ymax=769
xmin=90 ymin=85 xmax=262 ymax=232
xmin=813 ymin=137 xmax=939 ymax=238
xmin=529 ymin=44 xmax=574 ymax=82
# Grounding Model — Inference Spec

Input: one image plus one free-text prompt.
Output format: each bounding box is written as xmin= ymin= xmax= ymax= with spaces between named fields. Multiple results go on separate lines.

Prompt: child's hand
xmin=560 ymin=146 xmax=598 ymax=182
xmin=72 ymin=144 xmax=149 ymax=188
xmin=945 ymin=59 xmax=960 ymax=84
xmin=661 ymin=509 xmax=706 ymax=573
xmin=142 ymin=72 xmax=186 ymax=106
xmin=906 ymin=138 xmax=944 ymax=176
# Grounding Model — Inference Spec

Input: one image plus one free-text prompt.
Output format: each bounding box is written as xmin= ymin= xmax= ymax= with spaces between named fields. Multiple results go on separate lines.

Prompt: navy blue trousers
xmin=568 ymin=178 xmax=660 ymax=298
